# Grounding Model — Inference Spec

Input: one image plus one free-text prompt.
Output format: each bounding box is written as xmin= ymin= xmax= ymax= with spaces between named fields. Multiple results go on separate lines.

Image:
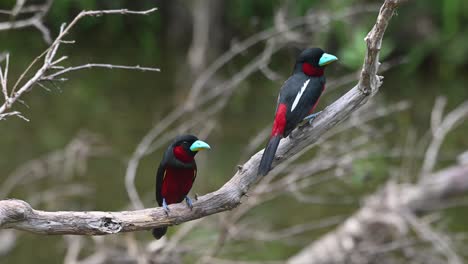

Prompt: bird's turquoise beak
xmin=318 ymin=53 xmax=338 ymax=67
xmin=190 ymin=140 xmax=211 ymax=152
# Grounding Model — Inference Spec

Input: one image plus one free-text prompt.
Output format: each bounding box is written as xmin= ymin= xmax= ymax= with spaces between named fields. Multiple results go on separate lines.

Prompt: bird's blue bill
xmin=190 ymin=140 xmax=211 ymax=151
xmin=318 ymin=53 xmax=338 ymax=66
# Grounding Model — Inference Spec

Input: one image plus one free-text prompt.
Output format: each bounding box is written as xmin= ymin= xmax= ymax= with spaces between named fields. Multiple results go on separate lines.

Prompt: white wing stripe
xmin=291 ymin=79 xmax=310 ymax=112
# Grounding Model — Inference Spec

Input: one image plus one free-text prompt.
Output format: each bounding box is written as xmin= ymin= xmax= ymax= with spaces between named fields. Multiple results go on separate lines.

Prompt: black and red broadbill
xmin=152 ymin=134 xmax=211 ymax=239
xmin=258 ymin=48 xmax=338 ymax=176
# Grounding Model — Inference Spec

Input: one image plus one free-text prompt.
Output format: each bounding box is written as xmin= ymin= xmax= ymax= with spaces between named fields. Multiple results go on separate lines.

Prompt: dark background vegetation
xmin=0 ymin=0 xmax=467 ymax=263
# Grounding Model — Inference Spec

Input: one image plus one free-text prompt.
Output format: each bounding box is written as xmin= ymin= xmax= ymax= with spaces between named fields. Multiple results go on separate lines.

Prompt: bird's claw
xmin=185 ymin=196 xmax=193 ymax=210
xmin=162 ymin=198 xmax=170 ymax=215
xmin=304 ymin=111 xmax=322 ymax=124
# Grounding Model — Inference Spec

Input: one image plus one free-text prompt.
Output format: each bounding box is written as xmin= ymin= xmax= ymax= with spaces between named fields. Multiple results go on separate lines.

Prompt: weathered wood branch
xmin=287 ymin=163 xmax=468 ymax=264
xmin=0 ymin=0 xmax=404 ymax=235
xmin=0 ymin=7 xmax=159 ymax=119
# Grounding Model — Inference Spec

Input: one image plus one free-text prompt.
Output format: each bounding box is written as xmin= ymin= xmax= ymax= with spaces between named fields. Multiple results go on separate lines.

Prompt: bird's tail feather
xmin=152 ymin=227 xmax=168 ymax=240
xmin=258 ymin=135 xmax=281 ymax=176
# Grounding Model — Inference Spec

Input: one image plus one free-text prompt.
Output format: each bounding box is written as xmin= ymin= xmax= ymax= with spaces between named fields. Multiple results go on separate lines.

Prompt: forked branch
xmin=0 ymin=7 xmax=159 ymax=120
xmin=0 ymin=0 xmax=405 ymax=235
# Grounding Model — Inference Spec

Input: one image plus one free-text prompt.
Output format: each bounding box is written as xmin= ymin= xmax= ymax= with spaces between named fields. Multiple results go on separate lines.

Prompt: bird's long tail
xmin=152 ymin=227 xmax=168 ymax=240
xmin=258 ymin=135 xmax=281 ymax=176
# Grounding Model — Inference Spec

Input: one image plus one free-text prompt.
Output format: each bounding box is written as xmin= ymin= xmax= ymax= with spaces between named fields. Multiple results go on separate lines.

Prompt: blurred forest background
xmin=0 ymin=0 xmax=467 ymax=263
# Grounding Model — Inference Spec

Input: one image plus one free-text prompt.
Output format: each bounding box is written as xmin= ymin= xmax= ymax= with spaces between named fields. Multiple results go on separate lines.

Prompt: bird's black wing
xmin=155 ymin=162 xmax=166 ymax=206
xmin=270 ymin=75 xmax=308 ymax=128
xmin=155 ymin=148 xmax=172 ymax=206
xmin=278 ymin=74 xmax=309 ymax=105
xmin=278 ymin=73 xmax=324 ymax=136
xmin=284 ymin=76 xmax=324 ymax=135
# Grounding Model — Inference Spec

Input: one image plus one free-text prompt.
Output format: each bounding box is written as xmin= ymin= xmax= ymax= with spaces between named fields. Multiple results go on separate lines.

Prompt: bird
xmin=152 ymin=134 xmax=211 ymax=239
xmin=258 ymin=48 xmax=338 ymax=176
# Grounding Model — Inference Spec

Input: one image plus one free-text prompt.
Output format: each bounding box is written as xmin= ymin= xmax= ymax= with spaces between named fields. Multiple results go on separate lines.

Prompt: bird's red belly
xmin=161 ymin=167 xmax=195 ymax=204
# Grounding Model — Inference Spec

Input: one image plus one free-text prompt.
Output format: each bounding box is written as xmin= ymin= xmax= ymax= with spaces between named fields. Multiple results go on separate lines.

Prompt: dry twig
xmin=0 ymin=7 xmax=159 ymax=120
xmin=0 ymin=0 xmax=404 ymax=235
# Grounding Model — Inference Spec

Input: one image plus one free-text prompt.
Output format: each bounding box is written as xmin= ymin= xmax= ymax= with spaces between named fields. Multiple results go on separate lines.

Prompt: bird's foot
xmin=162 ymin=198 xmax=170 ymax=215
xmin=304 ymin=111 xmax=322 ymax=124
xmin=185 ymin=196 xmax=193 ymax=210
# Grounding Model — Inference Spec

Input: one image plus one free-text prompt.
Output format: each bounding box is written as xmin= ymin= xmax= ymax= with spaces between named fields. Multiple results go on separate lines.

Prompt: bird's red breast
xmin=161 ymin=167 xmax=196 ymax=204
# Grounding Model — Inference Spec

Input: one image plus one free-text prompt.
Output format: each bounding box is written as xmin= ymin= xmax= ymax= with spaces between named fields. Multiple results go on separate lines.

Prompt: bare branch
xmin=12 ymin=0 xmax=26 ymax=17
xmin=0 ymin=0 xmax=53 ymax=43
xmin=0 ymin=0 xmax=404 ymax=235
xmin=287 ymin=163 xmax=468 ymax=264
xmin=42 ymin=63 xmax=160 ymax=80
xmin=358 ymin=0 xmax=400 ymax=95
xmin=0 ymin=111 xmax=28 ymax=121
xmin=124 ymin=37 xmax=280 ymax=209
xmin=121 ymin=5 xmax=383 ymax=210
xmin=0 ymin=7 xmax=158 ymax=119
xmin=421 ymin=99 xmax=468 ymax=177
xmin=0 ymin=53 xmax=9 ymax=102
xmin=404 ymin=211 xmax=463 ymax=264
xmin=0 ymin=3 xmax=51 ymax=15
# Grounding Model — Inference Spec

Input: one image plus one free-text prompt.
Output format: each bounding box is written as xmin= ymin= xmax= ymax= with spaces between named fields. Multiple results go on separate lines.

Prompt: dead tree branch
xmin=420 ymin=98 xmax=468 ymax=177
xmin=0 ymin=7 xmax=159 ymax=121
xmin=123 ymin=3 xmax=382 ymax=210
xmin=0 ymin=0 xmax=53 ymax=43
xmin=287 ymin=163 xmax=468 ymax=264
xmin=286 ymin=97 xmax=468 ymax=264
xmin=0 ymin=0 xmax=405 ymax=235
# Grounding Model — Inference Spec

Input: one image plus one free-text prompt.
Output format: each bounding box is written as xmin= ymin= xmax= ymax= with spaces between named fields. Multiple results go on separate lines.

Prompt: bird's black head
xmin=295 ymin=48 xmax=338 ymax=76
xmin=171 ymin=134 xmax=211 ymax=162
xmin=297 ymin=48 xmax=325 ymax=67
